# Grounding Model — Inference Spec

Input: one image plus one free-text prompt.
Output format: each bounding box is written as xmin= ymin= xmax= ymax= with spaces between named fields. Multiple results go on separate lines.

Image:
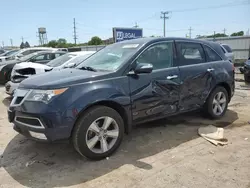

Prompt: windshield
xmin=1 ymin=50 xmax=19 ymax=56
xmin=66 ymin=53 xmax=94 ymax=67
xmin=47 ymin=53 xmax=76 ymax=67
xmin=18 ymin=52 xmax=39 ymax=61
xmin=76 ymin=43 xmax=141 ymax=71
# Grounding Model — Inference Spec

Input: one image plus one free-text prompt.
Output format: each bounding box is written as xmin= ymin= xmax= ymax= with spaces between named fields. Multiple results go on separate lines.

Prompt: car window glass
xmin=21 ymin=50 xmax=31 ymax=56
xmin=33 ymin=54 xmax=50 ymax=61
xmin=176 ymin=42 xmax=205 ymax=66
xmin=221 ymin=46 xmax=226 ymax=53
xmin=204 ymin=46 xmax=222 ymax=62
xmin=222 ymin=45 xmax=232 ymax=53
xmin=137 ymin=42 xmax=173 ymax=70
xmin=47 ymin=54 xmax=76 ymax=67
xmin=55 ymin=53 xmax=63 ymax=58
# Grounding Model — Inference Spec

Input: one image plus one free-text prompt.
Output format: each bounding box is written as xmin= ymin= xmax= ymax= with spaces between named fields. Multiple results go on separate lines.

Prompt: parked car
xmin=0 ymin=49 xmax=20 ymax=57
xmin=0 ymin=49 xmax=5 ymax=55
xmin=0 ymin=50 xmax=66 ymax=84
xmin=220 ymin=44 xmax=234 ymax=62
xmin=8 ymin=37 xmax=235 ymax=160
xmin=6 ymin=51 xmax=95 ymax=95
xmin=0 ymin=47 xmax=58 ymax=62
xmin=242 ymin=57 xmax=250 ymax=82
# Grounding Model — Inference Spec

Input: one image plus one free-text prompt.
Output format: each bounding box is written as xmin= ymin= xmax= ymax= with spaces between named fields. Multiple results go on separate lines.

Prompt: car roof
xmin=68 ymin=51 xmax=96 ymax=55
xmin=117 ymin=37 xmax=227 ymax=60
xmin=34 ymin=51 xmax=67 ymax=55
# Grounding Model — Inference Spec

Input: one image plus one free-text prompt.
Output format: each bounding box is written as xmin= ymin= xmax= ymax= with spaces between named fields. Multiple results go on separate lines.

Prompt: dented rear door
xmin=175 ymin=41 xmax=214 ymax=111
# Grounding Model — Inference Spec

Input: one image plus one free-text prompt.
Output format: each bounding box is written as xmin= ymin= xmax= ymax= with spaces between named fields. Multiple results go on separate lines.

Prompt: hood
xmin=19 ymin=68 xmax=109 ymax=89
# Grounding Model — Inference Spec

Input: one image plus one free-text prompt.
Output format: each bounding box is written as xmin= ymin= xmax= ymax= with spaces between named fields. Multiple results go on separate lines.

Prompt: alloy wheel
xmin=212 ymin=91 xmax=227 ymax=116
xmin=85 ymin=116 xmax=119 ymax=154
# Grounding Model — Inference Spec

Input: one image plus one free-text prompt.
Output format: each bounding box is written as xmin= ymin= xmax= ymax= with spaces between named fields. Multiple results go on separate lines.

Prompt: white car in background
xmin=6 ymin=51 xmax=95 ymax=95
xmin=220 ymin=44 xmax=234 ymax=62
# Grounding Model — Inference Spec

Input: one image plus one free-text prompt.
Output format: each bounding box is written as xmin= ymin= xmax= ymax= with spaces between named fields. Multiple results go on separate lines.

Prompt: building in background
xmin=204 ymin=36 xmax=250 ymax=60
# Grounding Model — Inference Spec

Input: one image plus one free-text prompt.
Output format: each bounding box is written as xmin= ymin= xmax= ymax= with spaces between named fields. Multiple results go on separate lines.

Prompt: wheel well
xmin=217 ymin=82 xmax=232 ymax=101
xmin=74 ymin=101 xmax=129 ymax=134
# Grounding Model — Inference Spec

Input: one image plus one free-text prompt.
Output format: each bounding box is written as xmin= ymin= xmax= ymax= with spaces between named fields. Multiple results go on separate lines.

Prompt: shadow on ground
xmin=0 ymin=109 xmax=239 ymax=188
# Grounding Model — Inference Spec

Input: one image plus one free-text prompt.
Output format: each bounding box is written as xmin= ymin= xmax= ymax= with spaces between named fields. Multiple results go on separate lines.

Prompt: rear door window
xmin=222 ymin=45 xmax=232 ymax=53
xmin=176 ymin=42 xmax=205 ymax=66
xmin=204 ymin=45 xmax=222 ymax=62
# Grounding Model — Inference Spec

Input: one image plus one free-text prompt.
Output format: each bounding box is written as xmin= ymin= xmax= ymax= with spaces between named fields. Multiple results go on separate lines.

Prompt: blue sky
xmin=1 ymin=0 xmax=249 ymax=46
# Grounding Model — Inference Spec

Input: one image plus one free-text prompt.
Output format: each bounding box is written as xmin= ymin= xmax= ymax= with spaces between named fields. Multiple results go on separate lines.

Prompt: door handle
xmin=207 ymin=68 xmax=214 ymax=72
xmin=166 ymin=75 xmax=178 ymax=80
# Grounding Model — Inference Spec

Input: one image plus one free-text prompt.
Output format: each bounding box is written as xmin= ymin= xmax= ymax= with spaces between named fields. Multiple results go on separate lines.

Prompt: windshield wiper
xmin=79 ymin=66 xmax=97 ymax=72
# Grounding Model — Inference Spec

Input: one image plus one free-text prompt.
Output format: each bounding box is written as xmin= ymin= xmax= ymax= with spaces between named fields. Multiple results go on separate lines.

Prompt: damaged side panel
xmin=129 ymin=67 xmax=181 ymax=123
xmin=178 ymin=63 xmax=214 ymax=111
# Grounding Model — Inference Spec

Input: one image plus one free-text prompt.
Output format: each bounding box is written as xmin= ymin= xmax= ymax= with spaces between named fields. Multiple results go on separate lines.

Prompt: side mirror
xmin=134 ymin=63 xmax=153 ymax=74
xmin=65 ymin=62 xmax=75 ymax=68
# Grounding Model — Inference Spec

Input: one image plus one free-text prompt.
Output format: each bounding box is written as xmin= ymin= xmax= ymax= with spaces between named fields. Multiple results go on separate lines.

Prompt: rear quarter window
xmin=222 ymin=45 xmax=232 ymax=53
xmin=204 ymin=45 xmax=222 ymax=62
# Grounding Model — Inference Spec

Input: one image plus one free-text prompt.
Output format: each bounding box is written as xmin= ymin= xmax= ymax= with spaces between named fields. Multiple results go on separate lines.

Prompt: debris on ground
xmin=25 ymin=160 xmax=55 ymax=167
xmin=198 ymin=125 xmax=228 ymax=146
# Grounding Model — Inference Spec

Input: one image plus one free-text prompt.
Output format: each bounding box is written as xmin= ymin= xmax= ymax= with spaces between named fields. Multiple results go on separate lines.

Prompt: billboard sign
xmin=113 ymin=27 xmax=143 ymax=43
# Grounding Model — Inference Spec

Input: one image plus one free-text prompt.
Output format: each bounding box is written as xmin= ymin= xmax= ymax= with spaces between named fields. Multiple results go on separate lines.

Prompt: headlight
xmin=25 ymin=88 xmax=68 ymax=103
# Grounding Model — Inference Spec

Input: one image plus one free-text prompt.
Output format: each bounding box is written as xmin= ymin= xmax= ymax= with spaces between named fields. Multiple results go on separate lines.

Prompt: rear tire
xmin=72 ymin=106 xmax=124 ymax=160
xmin=204 ymin=86 xmax=229 ymax=119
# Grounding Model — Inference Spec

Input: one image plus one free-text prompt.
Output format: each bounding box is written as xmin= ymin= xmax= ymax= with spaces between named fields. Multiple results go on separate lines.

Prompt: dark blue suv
xmin=8 ymin=38 xmax=235 ymax=160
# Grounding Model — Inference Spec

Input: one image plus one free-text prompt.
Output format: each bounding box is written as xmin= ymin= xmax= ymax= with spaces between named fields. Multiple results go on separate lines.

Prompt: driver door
xmin=128 ymin=41 xmax=181 ymax=124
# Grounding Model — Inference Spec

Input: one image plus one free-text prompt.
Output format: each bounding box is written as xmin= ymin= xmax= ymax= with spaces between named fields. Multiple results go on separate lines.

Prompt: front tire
xmin=244 ymin=74 xmax=250 ymax=83
xmin=204 ymin=86 xmax=229 ymax=119
xmin=72 ymin=106 xmax=124 ymax=160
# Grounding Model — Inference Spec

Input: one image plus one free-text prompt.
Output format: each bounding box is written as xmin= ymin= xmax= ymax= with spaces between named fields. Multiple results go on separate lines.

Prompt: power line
xmin=73 ymin=18 xmax=78 ymax=45
xmin=169 ymin=0 xmax=249 ymax=13
xmin=161 ymin=11 xmax=170 ymax=37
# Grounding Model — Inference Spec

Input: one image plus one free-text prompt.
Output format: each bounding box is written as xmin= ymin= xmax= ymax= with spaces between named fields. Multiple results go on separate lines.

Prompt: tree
xmin=20 ymin=42 xmax=25 ymax=49
xmin=230 ymin=31 xmax=244 ymax=36
xmin=57 ymin=38 xmax=67 ymax=44
xmin=88 ymin=36 xmax=103 ymax=45
xmin=207 ymin=33 xmax=228 ymax=38
xmin=47 ymin=40 xmax=58 ymax=48
xmin=24 ymin=41 xmax=30 ymax=48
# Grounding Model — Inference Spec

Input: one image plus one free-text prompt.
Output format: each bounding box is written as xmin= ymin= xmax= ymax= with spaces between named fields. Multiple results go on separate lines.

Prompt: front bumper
xmin=8 ymin=89 xmax=75 ymax=142
xmin=5 ymin=81 xmax=19 ymax=95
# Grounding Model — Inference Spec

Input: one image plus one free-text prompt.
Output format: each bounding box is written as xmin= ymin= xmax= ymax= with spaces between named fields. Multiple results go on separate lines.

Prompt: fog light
xmin=29 ymin=131 xmax=47 ymax=140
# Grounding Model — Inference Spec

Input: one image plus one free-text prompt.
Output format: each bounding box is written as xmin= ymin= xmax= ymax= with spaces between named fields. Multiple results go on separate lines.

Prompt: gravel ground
xmin=0 ymin=73 xmax=250 ymax=188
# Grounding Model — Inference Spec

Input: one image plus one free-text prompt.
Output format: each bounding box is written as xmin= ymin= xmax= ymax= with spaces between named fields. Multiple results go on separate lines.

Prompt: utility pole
xmin=188 ymin=27 xmax=193 ymax=38
xmin=223 ymin=28 xmax=226 ymax=35
xmin=161 ymin=11 xmax=169 ymax=37
xmin=10 ymin=39 xmax=13 ymax=47
xmin=134 ymin=22 xmax=139 ymax=28
xmin=213 ymin=31 xmax=216 ymax=41
xmin=21 ymin=36 xmax=24 ymax=43
xmin=73 ymin=18 xmax=77 ymax=45
xmin=2 ymin=41 xmax=4 ymax=48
